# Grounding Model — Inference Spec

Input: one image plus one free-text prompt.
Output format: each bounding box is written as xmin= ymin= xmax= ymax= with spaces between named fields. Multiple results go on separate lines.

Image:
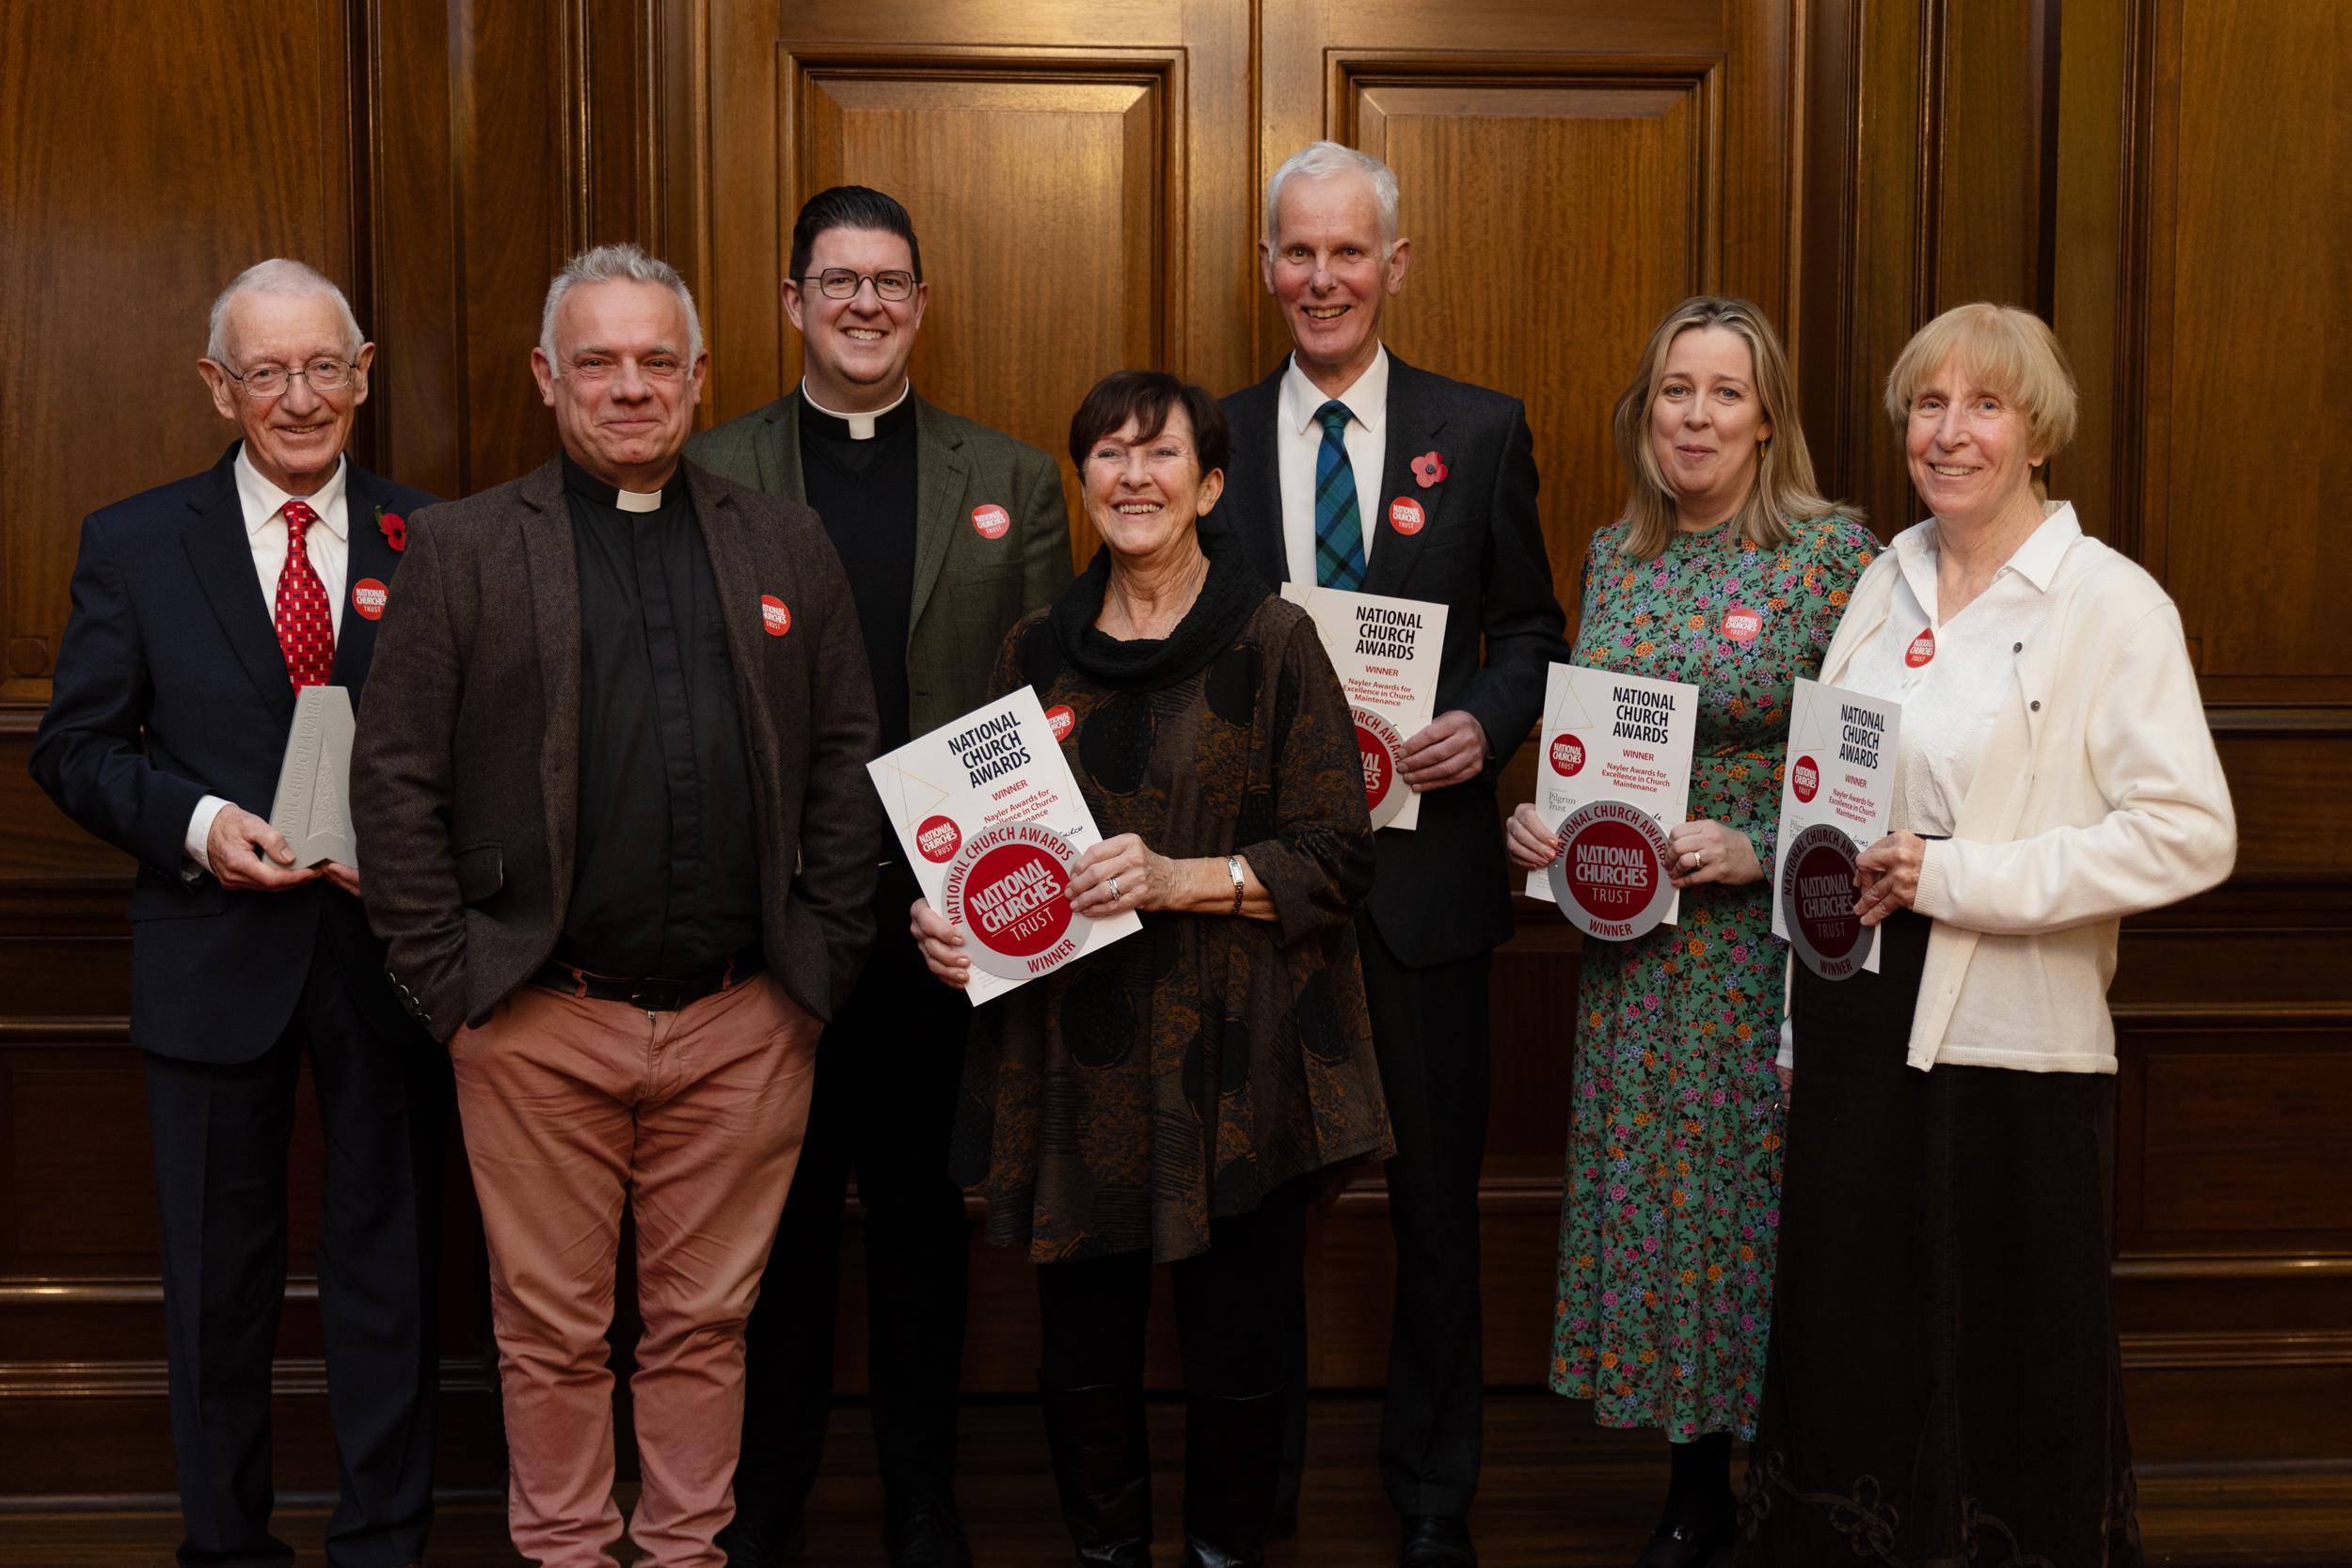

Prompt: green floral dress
xmin=1549 ymin=515 xmax=1877 ymax=1440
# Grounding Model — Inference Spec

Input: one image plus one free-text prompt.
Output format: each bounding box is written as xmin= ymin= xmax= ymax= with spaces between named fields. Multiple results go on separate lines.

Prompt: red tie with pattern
xmin=274 ymin=499 xmax=336 ymax=689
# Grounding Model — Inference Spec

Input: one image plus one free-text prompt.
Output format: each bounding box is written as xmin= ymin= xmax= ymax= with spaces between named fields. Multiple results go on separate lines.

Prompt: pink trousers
xmin=451 ymin=973 xmax=820 ymax=1567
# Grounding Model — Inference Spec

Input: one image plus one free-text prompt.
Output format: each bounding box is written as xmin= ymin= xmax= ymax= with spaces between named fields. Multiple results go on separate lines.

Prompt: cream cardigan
xmin=1797 ymin=517 xmax=2236 ymax=1074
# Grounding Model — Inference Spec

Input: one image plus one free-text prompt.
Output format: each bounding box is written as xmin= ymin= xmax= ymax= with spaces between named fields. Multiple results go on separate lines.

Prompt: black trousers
xmin=1278 ymin=916 xmax=1492 ymax=1521
xmin=142 ymin=937 xmax=447 ymax=1568
xmin=1038 ymin=1183 xmax=1303 ymax=1395
xmin=733 ymin=865 xmax=974 ymax=1518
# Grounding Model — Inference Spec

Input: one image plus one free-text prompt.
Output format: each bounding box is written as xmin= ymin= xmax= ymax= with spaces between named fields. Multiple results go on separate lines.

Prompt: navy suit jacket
xmin=1210 ymin=354 xmax=1568 ymax=967
xmin=31 ymin=441 xmax=438 ymax=1064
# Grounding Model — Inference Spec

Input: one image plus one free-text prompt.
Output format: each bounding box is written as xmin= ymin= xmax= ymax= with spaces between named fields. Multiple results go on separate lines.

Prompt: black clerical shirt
xmin=559 ymin=451 xmax=761 ymax=976
xmin=797 ymin=388 xmax=917 ymax=752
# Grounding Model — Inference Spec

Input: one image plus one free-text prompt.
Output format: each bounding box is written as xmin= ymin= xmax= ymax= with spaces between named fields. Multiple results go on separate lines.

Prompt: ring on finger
xmin=1107 ymin=877 xmax=1122 ymax=901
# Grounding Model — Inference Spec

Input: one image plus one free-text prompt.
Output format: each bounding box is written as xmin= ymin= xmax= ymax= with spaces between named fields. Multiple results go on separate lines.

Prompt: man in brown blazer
xmin=352 ymin=243 xmax=879 ymax=1568
xmin=686 ymin=185 xmax=1070 ymax=1568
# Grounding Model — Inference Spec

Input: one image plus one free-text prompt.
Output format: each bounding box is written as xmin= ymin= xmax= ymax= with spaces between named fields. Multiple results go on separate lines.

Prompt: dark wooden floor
xmin=3 ymin=1391 xmax=2345 ymax=1566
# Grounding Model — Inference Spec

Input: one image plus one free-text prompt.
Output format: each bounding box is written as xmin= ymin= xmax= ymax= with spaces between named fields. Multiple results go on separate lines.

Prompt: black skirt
xmin=1734 ymin=910 xmax=2142 ymax=1567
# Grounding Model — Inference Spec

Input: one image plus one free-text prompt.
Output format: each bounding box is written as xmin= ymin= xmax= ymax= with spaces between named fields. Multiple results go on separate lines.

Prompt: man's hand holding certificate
xmin=1280 ymin=584 xmax=1448 ymax=830
xmin=1771 ymin=677 xmax=1901 ymax=979
xmin=1518 ymin=662 xmax=1698 ymax=941
xmin=869 ymin=687 xmax=1140 ymax=1005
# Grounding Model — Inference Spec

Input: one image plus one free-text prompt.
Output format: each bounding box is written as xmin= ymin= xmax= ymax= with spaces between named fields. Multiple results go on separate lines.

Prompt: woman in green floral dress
xmin=1505 ymin=297 xmax=1875 ymax=1567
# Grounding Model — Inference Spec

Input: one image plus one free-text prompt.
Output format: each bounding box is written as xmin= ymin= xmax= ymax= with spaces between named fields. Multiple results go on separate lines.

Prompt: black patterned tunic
xmin=951 ymin=591 xmax=1395 ymax=1263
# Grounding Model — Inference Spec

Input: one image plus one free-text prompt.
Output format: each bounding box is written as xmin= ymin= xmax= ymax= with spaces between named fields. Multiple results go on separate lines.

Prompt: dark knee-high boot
xmin=1181 ymin=1386 xmax=1286 ymax=1568
xmin=1039 ymin=1370 xmax=1154 ymax=1566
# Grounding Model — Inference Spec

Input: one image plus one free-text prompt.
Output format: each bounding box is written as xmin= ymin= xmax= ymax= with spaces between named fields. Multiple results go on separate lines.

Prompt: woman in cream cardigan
xmin=1734 ymin=304 xmax=2235 ymax=1568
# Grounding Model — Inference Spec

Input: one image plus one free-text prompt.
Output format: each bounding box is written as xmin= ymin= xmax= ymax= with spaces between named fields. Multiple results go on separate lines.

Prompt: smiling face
xmin=531 ymin=277 xmax=707 ymax=489
xmin=1904 ymin=356 xmax=2044 ymax=530
xmin=1082 ymin=405 xmax=1226 ymax=563
xmin=785 ymin=226 xmax=928 ymax=412
xmin=1647 ymin=325 xmax=1771 ymax=528
xmin=1261 ymin=171 xmax=1410 ymax=396
xmin=199 ymin=291 xmax=373 ymax=496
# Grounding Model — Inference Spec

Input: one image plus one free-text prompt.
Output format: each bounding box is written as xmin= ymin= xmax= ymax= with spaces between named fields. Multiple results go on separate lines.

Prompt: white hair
xmin=1263 ymin=141 xmax=1401 ymax=254
xmin=206 ymin=259 xmax=365 ymax=362
xmin=539 ymin=243 xmax=705 ymax=373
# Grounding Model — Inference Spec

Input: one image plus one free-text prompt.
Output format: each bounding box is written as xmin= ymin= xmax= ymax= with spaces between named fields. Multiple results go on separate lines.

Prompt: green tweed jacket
xmin=687 ymin=390 xmax=1074 ymax=736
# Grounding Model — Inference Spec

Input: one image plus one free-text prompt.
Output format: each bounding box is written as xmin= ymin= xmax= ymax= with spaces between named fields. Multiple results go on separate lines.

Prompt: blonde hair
xmin=1883 ymin=304 xmax=2078 ymax=494
xmin=1613 ymin=295 xmax=1850 ymax=560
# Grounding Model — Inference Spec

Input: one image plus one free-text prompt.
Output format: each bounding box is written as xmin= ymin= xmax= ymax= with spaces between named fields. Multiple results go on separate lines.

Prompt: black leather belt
xmin=531 ymin=950 xmax=763 ymax=1012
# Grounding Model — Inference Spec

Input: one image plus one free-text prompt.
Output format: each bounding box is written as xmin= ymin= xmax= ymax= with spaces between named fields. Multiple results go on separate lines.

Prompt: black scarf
xmin=1050 ymin=530 xmax=1269 ymax=691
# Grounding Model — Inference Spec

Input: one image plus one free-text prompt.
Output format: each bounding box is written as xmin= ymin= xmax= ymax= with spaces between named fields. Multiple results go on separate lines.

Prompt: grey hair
xmin=206 ymin=259 xmax=365 ymax=362
xmin=539 ymin=243 xmax=705 ymax=372
xmin=1263 ymin=141 xmax=1401 ymax=254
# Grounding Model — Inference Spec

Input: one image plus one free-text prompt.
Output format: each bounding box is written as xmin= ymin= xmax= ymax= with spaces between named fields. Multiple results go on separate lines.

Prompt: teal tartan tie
xmin=1313 ymin=400 xmax=1366 ymax=590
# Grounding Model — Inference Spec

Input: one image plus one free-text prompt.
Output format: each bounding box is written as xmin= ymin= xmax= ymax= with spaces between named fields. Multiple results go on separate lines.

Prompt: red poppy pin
xmin=1410 ymin=450 xmax=1448 ymax=489
xmin=375 ymin=506 xmax=406 ymax=552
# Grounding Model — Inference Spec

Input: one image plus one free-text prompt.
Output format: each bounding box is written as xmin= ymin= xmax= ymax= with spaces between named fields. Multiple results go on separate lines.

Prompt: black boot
xmin=1039 ymin=1371 xmax=1154 ymax=1567
xmin=1179 ymin=1386 xmax=1285 ymax=1568
xmin=1633 ymin=1433 xmax=1734 ymax=1568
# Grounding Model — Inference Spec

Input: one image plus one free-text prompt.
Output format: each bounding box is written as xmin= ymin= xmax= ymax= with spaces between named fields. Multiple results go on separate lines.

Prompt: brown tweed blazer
xmin=351 ymin=456 xmax=881 ymax=1042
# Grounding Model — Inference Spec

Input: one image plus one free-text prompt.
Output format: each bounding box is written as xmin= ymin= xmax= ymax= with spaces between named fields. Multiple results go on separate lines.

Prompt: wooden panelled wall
xmin=0 ymin=0 xmax=2344 ymax=1497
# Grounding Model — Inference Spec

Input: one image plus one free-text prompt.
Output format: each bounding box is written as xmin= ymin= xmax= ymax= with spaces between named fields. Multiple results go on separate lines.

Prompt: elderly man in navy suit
xmin=31 ymin=260 xmax=444 ymax=1568
xmin=1210 ymin=143 xmax=1569 ymax=1568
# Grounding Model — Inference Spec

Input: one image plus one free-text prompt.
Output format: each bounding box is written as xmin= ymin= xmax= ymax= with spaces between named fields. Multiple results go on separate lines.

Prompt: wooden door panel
xmin=0 ymin=0 xmax=354 ymax=705
xmin=1353 ymin=71 xmax=1712 ymax=626
xmin=2147 ymin=0 xmax=2351 ymax=701
xmin=789 ymin=58 xmax=1181 ymax=565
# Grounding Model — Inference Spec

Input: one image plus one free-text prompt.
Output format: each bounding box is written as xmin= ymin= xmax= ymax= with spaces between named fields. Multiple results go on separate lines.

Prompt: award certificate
xmin=1770 ymin=678 xmax=1902 ymax=979
xmin=1280 ymin=584 xmax=1447 ymax=831
xmin=1520 ymin=662 xmax=1697 ymax=941
xmin=867 ymin=686 xmax=1140 ymax=1005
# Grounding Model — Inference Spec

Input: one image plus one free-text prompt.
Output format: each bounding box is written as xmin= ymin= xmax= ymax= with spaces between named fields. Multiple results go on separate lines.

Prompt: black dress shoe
xmin=1630 ymin=1512 xmax=1733 ymax=1568
xmin=1399 ymin=1514 xmax=1478 ymax=1567
xmin=720 ymin=1507 xmax=808 ymax=1567
xmin=886 ymin=1495 xmax=974 ymax=1568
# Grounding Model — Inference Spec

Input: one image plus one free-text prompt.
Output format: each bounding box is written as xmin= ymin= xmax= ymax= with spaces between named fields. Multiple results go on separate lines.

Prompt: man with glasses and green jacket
xmin=688 ymin=184 xmax=1073 ymax=1568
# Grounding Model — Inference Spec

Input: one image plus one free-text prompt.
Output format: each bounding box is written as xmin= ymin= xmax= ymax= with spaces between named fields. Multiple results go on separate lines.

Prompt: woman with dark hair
xmin=912 ymin=371 xmax=1393 ymax=1568
xmin=1503 ymin=296 xmax=1875 ymax=1566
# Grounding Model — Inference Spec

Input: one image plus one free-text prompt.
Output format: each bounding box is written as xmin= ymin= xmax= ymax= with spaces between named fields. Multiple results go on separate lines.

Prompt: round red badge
xmin=351 ymin=578 xmax=388 ymax=621
xmin=760 ymin=594 xmax=792 ymax=637
xmin=1353 ymin=709 xmax=1410 ymax=830
xmin=1905 ymin=626 xmax=1936 ymax=668
xmin=1388 ymin=497 xmax=1425 ymax=535
xmin=1791 ymin=753 xmax=1820 ymax=804
xmin=1780 ymin=824 xmax=1866 ymax=979
xmin=1544 ymin=799 xmax=1676 ymax=942
xmin=1722 ymin=606 xmax=1762 ymax=642
xmin=1045 ymin=705 xmax=1076 ymax=742
xmin=939 ymin=821 xmax=1095 ymax=980
xmin=915 ymin=815 xmax=962 ymax=864
xmin=1549 ymin=733 xmax=1586 ymax=777
xmin=971 ymin=504 xmax=1010 ymax=540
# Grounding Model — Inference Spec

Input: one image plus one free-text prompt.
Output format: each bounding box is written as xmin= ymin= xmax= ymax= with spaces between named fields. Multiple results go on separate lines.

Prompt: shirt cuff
xmin=185 ymin=795 xmax=230 ymax=876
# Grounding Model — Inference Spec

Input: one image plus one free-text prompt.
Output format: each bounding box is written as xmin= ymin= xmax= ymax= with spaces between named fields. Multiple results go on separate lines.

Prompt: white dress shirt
xmin=184 ymin=448 xmax=355 ymax=870
xmin=1276 ymin=345 xmax=1391 ymax=586
xmin=1842 ymin=501 xmax=2084 ymax=836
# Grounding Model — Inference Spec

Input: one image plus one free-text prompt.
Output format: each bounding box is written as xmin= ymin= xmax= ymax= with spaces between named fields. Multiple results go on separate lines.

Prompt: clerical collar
xmin=561 ymin=449 xmax=673 ymax=513
xmin=798 ymin=379 xmax=913 ymax=442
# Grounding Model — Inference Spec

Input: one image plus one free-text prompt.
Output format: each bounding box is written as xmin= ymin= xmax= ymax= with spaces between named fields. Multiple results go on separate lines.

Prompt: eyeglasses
xmin=217 ymin=356 xmax=358 ymax=400
xmin=800 ymin=268 xmax=916 ymax=301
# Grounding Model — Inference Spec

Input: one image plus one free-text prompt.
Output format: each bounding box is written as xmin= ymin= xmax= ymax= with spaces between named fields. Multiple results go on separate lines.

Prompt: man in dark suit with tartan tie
xmin=1209 ymin=143 xmax=1569 ymax=1568
xmin=31 ymin=260 xmax=444 ymax=1568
